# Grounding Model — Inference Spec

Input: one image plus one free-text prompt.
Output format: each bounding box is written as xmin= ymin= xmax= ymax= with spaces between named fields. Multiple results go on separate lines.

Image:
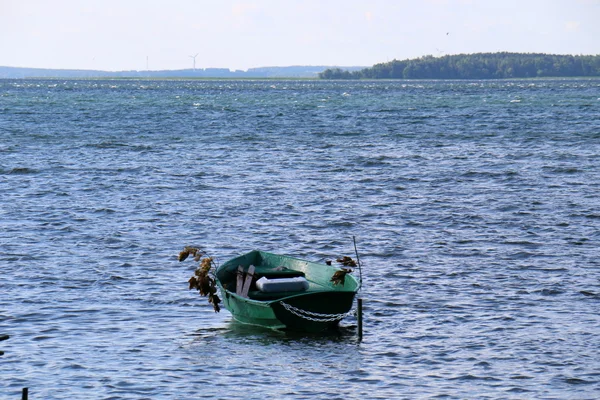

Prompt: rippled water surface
xmin=1 ymin=79 xmax=600 ymax=399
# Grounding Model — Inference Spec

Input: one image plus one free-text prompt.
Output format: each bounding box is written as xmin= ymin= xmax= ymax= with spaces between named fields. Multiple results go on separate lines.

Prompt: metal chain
xmin=280 ymin=301 xmax=355 ymax=322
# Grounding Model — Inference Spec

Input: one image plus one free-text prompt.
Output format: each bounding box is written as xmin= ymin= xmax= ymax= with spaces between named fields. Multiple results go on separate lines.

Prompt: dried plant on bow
xmin=179 ymin=246 xmax=221 ymax=312
xmin=336 ymin=256 xmax=357 ymax=268
xmin=330 ymin=256 xmax=358 ymax=286
xmin=330 ymin=268 xmax=352 ymax=286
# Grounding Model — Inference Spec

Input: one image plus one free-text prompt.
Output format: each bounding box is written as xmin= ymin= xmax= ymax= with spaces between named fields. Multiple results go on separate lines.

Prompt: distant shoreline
xmin=0 ymin=65 xmax=364 ymax=79
xmin=0 ymin=75 xmax=322 ymax=81
xmin=2 ymin=75 xmax=599 ymax=82
xmin=3 ymin=52 xmax=600 ymax=80
xmin=2 ymin=77 xmax=600 ymax=82
xmin=319 ymin=52 xmax=600 ymax=80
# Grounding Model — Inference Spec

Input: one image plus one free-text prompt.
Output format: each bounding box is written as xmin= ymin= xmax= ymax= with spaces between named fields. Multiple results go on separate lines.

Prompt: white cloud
xmin=564 ymin=21 xmax=581 ymax=32
xmin=231 ymin=2 xmax=257 ymax=17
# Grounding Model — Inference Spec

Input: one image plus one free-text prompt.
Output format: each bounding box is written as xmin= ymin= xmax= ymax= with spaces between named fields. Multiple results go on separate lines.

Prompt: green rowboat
xmin=215 ymin=250 xmax=360 ymax=332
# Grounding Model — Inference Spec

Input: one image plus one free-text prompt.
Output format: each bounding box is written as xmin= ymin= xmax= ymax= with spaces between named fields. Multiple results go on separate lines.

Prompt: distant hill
xmin=0 ymin=65 xmax=365 ymax=79
xmin=320 ymin=53 xmax=600 ymax=79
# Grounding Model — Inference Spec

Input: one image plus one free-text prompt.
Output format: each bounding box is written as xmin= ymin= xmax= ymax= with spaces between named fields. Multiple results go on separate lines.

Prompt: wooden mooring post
xmin=22 ymin=388 xmax=28 ymax=400
xmin=357 ymin=297 xmax=363 ymax=339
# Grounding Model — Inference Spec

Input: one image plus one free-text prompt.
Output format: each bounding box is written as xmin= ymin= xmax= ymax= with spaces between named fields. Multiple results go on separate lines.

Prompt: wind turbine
xmin=189 ymin=53 xmax=199 ymax=71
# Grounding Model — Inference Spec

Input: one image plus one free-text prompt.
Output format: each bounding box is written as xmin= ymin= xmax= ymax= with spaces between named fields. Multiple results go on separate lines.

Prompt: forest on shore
xmin=319 ymin=53 xmax=600 ymax=79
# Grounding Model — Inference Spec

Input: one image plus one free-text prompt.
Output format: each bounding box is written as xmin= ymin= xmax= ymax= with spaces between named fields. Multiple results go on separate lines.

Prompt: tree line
xmin=319 ymin=53 xmax=600 ymax=79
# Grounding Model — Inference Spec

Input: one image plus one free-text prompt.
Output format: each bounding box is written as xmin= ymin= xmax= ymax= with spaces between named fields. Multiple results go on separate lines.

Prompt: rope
xmin=280 ymin=301 xmax=355 ymax=322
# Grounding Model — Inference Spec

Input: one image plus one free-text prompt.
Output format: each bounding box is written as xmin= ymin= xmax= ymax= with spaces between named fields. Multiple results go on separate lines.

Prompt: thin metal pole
xmin=352 ymin=236 xmax=362 ymax=291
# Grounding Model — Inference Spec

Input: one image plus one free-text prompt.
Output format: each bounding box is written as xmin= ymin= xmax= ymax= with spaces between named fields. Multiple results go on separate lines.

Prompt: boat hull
xmin=220 ymin=288 xmax=356 ymax=332
xmin=271 ymin=291 xmax=357 ymax=332
xmin=221 ymin=290 xmax=285 ymax=329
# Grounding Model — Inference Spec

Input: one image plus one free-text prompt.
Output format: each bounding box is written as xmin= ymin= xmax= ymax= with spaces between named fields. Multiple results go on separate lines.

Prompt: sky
xmin=1 ymin=0 xmax=599 ymax=71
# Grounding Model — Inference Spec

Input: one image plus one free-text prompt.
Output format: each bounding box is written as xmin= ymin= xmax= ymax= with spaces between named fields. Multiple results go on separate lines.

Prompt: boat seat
xmin=247 ymin=281 xmax=330 ymax=301
xmin=252 ymin=265 xmax=305 ymax=280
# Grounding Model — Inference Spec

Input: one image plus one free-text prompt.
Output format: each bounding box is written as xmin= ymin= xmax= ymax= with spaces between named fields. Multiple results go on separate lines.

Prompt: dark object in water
xmin=0 ymin=334 xmax=8 ymax=356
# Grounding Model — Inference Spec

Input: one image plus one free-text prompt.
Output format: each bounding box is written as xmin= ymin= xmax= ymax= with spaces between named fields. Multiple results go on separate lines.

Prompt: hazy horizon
xmin=0 ymin=64 xmax=365 ymax=73
xmin=2 ymin=0 xmax=599 ymax=72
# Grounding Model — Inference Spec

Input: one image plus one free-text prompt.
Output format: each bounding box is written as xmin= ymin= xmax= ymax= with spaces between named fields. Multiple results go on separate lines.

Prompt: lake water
xmin=1 ymin=78 xmax=600 ymax=399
